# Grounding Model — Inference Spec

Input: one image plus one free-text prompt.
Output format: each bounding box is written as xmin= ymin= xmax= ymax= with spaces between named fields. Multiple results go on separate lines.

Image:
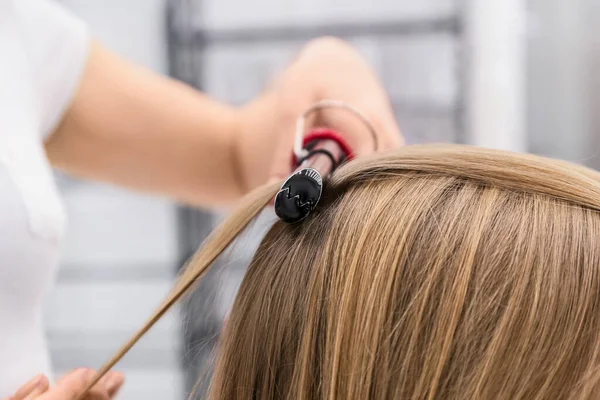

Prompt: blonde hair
xmin=86 ymin=144 xmax=600 ymax=399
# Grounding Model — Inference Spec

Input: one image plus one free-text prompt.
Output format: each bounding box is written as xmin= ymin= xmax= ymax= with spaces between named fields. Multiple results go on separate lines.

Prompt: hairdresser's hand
xmin=236 ymin=36 xmax=403 ymax=190
xmin=6 ymin=369 xmax=124 ymax=400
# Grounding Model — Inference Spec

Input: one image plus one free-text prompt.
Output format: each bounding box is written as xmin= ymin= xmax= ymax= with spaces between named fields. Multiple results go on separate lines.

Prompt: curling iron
xmin=274 ymin=100 xmax=378 ymax=223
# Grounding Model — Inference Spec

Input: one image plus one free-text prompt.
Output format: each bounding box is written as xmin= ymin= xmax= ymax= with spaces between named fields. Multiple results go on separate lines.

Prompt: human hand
xmin=5 ymin=369 xmax=124 ymax=400
xmin=235 ymin=36 xmax=403 ymax=190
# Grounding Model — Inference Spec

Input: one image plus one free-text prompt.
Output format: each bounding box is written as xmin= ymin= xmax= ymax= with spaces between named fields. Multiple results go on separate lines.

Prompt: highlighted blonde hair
xmin=87 ymin=145 xmax=600 ymax=399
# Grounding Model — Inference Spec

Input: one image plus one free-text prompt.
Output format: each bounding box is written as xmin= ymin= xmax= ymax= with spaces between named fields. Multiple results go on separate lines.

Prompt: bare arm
xmin=45 ymin=41 xmax=243 ymax=206
xmin=46 ymin=38 xmax=402 ymax=208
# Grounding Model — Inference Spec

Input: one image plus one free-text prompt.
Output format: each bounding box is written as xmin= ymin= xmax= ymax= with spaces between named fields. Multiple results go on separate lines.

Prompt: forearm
xmin=46 ymin=41 xmax=245 ymax=207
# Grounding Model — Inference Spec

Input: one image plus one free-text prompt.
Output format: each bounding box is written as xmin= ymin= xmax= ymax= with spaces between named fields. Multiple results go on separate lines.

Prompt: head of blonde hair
xmin=88 ymin=145 xmax=600 ymax=400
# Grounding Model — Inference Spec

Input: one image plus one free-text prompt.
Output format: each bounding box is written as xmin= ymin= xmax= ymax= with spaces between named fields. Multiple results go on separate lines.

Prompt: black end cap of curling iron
xmin=274 ymin=168 xmax=323 ymax=223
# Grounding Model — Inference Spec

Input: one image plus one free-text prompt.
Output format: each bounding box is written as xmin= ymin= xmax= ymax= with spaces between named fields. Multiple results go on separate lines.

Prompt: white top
xmin=0 ymin=0 xmax=88 ymax=396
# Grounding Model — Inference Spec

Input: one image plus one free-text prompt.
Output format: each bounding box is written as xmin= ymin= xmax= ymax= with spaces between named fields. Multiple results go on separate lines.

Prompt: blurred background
xmin=43 ymin=0 xmax=599 ymax=398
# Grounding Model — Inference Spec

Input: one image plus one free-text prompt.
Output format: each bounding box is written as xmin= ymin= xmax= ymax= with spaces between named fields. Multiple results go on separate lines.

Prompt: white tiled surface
xmin=198 ymin=0 xmax=457 ymax=29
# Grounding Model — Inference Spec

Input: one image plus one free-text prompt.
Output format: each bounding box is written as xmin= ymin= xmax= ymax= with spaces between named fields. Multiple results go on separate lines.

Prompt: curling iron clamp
xmin=274 ymin=100 xmax=379 ymax=223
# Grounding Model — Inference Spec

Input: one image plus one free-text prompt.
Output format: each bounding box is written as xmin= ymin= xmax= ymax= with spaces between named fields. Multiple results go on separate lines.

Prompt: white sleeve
xmin=13 ymin=0 xmax=89 ymax=139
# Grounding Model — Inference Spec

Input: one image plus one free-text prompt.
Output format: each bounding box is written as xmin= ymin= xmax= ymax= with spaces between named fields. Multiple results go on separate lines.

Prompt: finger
xmin=23 ymin=376 xmax=49 ymax=400
xmin=80 ymin=387 xmax=110 ymax=400
xmin=56 ymin=369 xmax=91 ymax=385
xmin=11 ymin=374 xmax=45 ymax=400
xmin=69 ymin=370 xmax=123 ymax=400
xmin=98 ymin=371 xmax=124 ymax=398
xmin=36 ymin=368 xmax=96 ymax=400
